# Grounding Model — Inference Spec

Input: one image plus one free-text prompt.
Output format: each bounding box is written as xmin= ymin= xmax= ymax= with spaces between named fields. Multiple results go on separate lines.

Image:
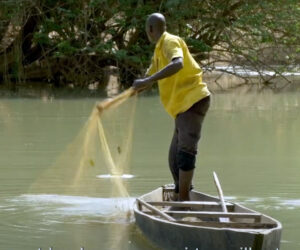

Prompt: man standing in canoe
xmin=133 ymin=13 xmax=210 ymax=201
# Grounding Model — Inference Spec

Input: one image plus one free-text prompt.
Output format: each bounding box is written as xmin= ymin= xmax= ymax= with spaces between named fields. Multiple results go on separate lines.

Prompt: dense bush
xmin=0 ymin=0 xmax=299 ymax=87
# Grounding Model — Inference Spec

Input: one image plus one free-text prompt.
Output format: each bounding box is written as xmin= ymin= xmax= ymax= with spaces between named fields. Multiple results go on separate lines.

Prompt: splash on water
xmin=8 ymin=194 xmax=136 ymax=224
xmin=96 ymin=174 xmax=135 ymax=179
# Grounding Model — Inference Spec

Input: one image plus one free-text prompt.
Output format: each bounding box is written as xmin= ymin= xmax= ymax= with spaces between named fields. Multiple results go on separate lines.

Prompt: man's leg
xmin=177 ymin=151 xmax=195 ymax=201
xmin=179 ymin=169 xmax=194 ymax=201
xmin=168 ymin=127 xmax=179 ymax=198
xmin=176 ymin=96 xmax=210 ymax=201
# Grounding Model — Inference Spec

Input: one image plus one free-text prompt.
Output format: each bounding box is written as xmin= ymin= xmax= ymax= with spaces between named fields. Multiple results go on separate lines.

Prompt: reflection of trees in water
xmin=210 ymin=92 xmax=300 ymax=158
xmin=0 ymin=101 xmax=13 ymax=130
xmin=212 ymin=91 xmax=300 ymax=114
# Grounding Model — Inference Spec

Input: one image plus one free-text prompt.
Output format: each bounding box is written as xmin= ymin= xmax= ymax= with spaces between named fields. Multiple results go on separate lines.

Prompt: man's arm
xmin=133 ymin=57 xmax=183 ymax=90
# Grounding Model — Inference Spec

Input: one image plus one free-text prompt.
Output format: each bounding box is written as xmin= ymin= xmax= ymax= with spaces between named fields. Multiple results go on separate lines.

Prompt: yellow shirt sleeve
xmin=162 ymin=38 xmax=183 ymax=62
xmin=145 ymin=56 xmax=156 ymax=76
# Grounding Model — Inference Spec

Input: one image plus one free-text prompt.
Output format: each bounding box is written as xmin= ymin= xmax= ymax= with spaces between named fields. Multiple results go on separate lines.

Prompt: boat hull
xmin=134 ymin=187 xmax=281 ymax=250
xmin=135 ymin=210 xmax=281 ymax=250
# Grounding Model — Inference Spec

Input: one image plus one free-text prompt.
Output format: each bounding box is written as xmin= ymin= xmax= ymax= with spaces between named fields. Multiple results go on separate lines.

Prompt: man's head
xmin=146 ymin=13 xmax=166 ymax=44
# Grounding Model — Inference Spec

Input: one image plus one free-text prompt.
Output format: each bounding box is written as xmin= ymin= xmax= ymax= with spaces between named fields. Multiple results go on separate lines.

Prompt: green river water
xmin=0 ymin=91 xmax=299 ymax=250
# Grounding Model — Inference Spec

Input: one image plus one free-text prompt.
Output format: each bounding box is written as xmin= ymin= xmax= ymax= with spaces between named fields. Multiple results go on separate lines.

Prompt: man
xmin=133 ymin=13 xmax=210 ymax=201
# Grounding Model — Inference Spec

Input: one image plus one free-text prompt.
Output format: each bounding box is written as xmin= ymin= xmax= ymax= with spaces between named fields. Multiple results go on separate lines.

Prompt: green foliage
xmin=114 ymin=49 xmax=128 ymax=61
xmin=57 ymin=41 xmax=77 ymax=55
xmin=1 ymin=0 xmax=299 ymax=85
xmin=33 ymin=33 xmax=51 ymax=46
xmin=186 ymin=38 xmax=212 ymax=53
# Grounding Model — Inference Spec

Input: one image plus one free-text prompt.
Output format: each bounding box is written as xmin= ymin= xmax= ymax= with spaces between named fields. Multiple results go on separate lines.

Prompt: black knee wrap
xmin=177 ymin=150 xmax=196 ymax=171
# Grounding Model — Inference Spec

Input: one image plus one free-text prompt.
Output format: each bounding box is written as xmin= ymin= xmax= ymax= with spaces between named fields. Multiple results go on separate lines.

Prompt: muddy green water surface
xmin=0 ymin=91 xmax=299 ymax=250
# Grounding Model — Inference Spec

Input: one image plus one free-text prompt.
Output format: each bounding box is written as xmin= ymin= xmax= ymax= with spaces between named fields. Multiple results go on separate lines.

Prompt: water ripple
xmin=235 ymin=197 xmax=300 ymax=210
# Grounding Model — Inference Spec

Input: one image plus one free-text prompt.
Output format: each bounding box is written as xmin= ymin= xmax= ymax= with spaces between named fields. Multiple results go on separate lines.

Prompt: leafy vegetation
xmin=0 ymin=0 xmax=299 ymax=88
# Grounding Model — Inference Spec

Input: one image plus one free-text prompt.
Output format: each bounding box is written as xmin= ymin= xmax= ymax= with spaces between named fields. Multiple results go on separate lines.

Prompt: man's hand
xmin=133 ymin=77 xmax=154 ymax=90
xmin=133 ymin=57 xmax=183 ymax=91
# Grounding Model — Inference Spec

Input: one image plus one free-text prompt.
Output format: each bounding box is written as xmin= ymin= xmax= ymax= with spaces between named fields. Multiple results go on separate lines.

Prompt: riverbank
xmin=0 ymin=68 xmax=299 ymax=99
xmin=203 ymin=66 xmax=300 ymax=93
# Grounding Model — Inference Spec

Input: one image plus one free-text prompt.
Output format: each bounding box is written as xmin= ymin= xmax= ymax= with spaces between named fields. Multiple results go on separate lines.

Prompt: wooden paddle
xmin=96 ymin=87 xmax=137 ymax=114
xmin=213 ymin=171 xmax=230 ymax=222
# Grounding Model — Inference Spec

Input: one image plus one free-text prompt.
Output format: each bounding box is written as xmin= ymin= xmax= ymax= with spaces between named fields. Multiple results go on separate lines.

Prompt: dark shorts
xmin=168 ymin=96 xmax=210 ymax=189
xmin=171 ymin=95 xmax=210 ymax=155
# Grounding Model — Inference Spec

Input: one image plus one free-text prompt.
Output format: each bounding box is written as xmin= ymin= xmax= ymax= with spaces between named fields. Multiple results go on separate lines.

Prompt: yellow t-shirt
xmin=147 ymin=32 xmax=210 ymax=118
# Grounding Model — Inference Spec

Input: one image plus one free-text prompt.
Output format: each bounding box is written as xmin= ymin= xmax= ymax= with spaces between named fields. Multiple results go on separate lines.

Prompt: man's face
xmin=146 ymin=23 xmax=156 ymax=44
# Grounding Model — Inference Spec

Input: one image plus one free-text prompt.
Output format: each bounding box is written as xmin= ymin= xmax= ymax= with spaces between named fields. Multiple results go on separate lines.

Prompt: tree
xmin=0 ymin=0 xmax=299 ymax=89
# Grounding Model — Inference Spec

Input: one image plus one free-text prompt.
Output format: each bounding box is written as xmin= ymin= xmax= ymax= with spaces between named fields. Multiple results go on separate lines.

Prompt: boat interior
xmin=136 ymin=185 xmax=279 ymax=229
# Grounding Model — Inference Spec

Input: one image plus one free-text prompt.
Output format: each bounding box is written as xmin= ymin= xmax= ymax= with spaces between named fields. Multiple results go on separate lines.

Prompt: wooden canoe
xmin=134 ymin=185 xmax=281 ymax=250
